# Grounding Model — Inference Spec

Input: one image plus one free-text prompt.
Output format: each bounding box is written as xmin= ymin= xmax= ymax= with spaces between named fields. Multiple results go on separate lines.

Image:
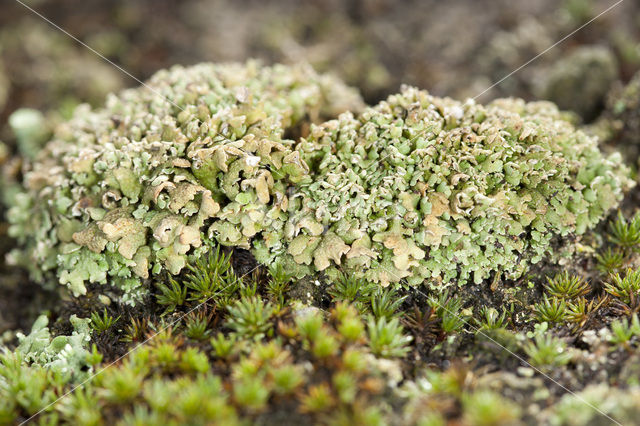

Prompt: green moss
xmin=3 ymin=240 xmax=640 ymax=424
xmin=605 ymin=269 xmax=640 ymax=304
xmin=89 ymin=308 xmax=120 ymax=335
xmin=608 ymin=314 xmax=640 ymax=346
xmin=524 ymin=333 xmax=573 ymax=369
xmin=544 ymin=272 xmax=590 ymax=299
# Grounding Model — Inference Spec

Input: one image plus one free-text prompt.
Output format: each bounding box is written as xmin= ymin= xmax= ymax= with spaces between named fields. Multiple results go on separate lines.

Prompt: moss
xmin=3 ymin=219 xmax=640 ymax=424
xmin=0 ymin=262 xmax=414 ymax=424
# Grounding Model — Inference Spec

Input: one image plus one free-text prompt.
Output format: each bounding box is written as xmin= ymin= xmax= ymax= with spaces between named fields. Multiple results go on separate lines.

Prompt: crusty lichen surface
xmin=4 ymin=62 xmax=632 ymax=303
xmin=264 ymin=87 xmax=633 ymax=287
xmin=6 ymin=61 xmax=363 ymax=303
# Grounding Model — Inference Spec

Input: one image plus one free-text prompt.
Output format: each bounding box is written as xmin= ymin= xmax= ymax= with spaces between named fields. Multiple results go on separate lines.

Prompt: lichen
xmin=3 ymin=209 xmax=640 ymax=424
xmin=14 ymin=314 xmax=93 ymax=381
xmin=6 ymin=61 xmax=363 ymax=303
xmin=268 ymin=86 xmax=633 ymax=287
xmin=5 ymin=63 xmax=631 ymax=302
xmin=8 ymin=108 xmax=51 ymax=160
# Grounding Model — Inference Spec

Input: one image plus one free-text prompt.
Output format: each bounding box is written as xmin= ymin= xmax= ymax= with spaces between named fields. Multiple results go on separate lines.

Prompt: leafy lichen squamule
xmin=263 ymin=86 xmax=633 ymax=287
xmin=6 ymin=61 xmax=363 ymax=303
xmin=5 ymin=62 xmax=632 ymax=303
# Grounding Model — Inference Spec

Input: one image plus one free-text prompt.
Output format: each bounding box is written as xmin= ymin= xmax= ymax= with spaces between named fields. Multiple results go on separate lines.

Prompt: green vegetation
xmin=3 ymin=52 xmax=640 ymax=425
xmin=3 ymin=219 xmax=640 ymax=424
xmin=524 ymin=333 xmax=573 ymax=369
xmin=280 ymin=87 xmax=631 ymax=287
xmin=0 ymin=258 xmax=416 ymax=424
xmin=90 ymin=309 xmax=120 ymax=334
xmin=5 ymin=62 xmax=632 ymax=307
xmin=5 ymin=61 xmax=363 ymax=303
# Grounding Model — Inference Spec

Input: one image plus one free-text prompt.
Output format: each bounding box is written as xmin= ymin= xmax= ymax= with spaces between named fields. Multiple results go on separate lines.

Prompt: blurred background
xmin=1 ymin=0 xmax=639 ymax=330
xmin=1 ymin=0 xmax=640 ymax=142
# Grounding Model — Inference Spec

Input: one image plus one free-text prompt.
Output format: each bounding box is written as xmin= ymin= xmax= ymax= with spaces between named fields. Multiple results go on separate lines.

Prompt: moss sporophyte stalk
xmin=4 ymin=61 xmax=633 ymax=304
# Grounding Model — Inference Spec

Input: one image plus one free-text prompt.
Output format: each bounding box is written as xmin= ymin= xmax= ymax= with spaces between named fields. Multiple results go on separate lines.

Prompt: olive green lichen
xmin=6 ymin=61 xmax=362 ymax=302
xmin=265 ymin=86 xmax=632 ymax=286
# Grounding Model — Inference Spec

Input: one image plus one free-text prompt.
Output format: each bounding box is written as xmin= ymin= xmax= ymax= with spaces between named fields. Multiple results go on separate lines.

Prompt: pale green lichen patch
xmin=6 ymin=61 xmax=362 ymax=302
xmin=15 ymin=314 xmax=93 ymax=381
xmin=5 ymin=62 xmax=632 ymax=302
xmin=269 ymin=86 xmax=633 ymax=287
